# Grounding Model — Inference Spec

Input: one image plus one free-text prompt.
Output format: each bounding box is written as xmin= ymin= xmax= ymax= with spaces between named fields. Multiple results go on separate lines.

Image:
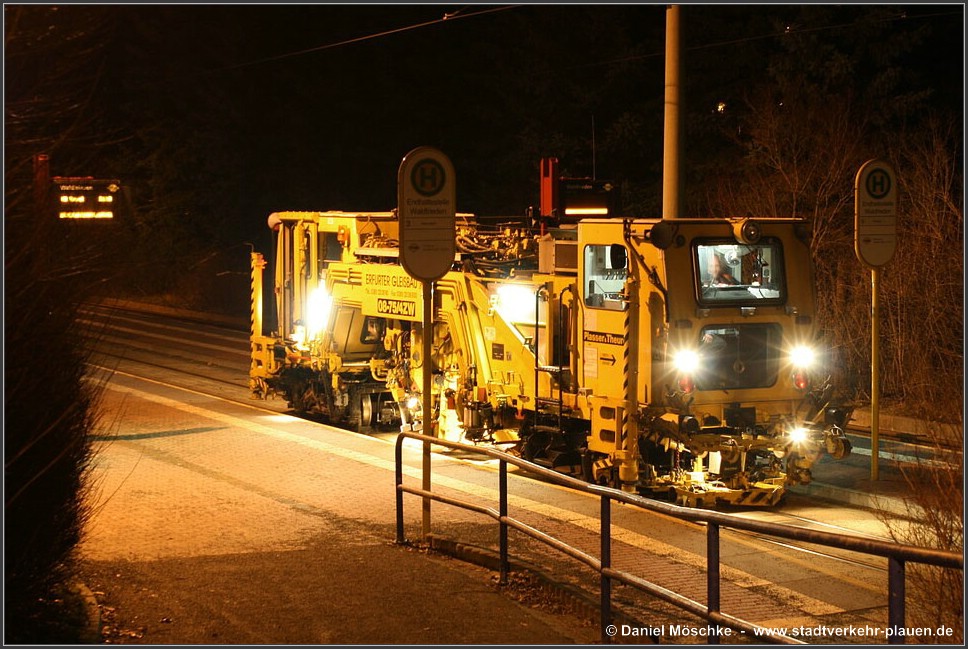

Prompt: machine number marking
xmin=376 ymin=298 xmax=416 ymax=319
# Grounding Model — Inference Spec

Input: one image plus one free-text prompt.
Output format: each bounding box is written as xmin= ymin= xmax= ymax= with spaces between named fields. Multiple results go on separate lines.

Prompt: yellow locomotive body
xmin=250 ymin=208 xmax=852 ymax=507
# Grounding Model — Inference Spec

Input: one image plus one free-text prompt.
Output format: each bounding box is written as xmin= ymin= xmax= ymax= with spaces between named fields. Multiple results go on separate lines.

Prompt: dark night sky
xmin=94 ymin=4 xmax=670 ymax=233
xmin=8 ymin=3 xmax=964 ymax=247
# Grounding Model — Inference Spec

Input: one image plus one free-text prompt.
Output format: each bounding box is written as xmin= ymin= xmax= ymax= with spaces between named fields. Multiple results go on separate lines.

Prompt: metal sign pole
xmin=871 ymin=267 xmax=880 ymax=481
xmin=422 ymin=280 xmax=433 ymax=538
xmin=854 ymin=159 xmax=897 ymax=482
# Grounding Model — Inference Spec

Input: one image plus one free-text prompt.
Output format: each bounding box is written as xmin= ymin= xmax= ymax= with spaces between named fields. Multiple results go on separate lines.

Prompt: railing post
xmin=707 ymin=522 xmax=721 ymax=644
xmin=601 ymin=495 xmax=612 ymax=645
xmin=422 ymin=437 xmax=431 ymax=538
xmin=888 ymin=556 xmax=906 ymax=644
xmin=395 ymin=437 xmax=406 ymax=544
xmin=499 ymin=459 xmax=509 ymax=586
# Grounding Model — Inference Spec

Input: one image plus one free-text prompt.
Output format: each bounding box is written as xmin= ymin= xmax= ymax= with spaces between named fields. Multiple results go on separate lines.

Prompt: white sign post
xmin=854 ymin=159 xmax=897 ymax=481
xmin=398 ymin=146 xmax=456 ymax=281
xmin=398 ymin=146 xmax=456 ymax=539
xmin=855 ymin=160 xmax=897 ymax=268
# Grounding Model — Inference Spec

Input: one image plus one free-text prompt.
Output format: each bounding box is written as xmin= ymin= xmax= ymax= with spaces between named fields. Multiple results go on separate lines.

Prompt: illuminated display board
xmin=52 ymin=177 xmax=121 ymax=220
xmin=560 ymin=178 xmax=619 ymax=219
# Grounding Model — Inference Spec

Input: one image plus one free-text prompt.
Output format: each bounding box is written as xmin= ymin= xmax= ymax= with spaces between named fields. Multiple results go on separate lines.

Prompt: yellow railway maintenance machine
xmin=250 ymin=202 xmax=852 ymax=507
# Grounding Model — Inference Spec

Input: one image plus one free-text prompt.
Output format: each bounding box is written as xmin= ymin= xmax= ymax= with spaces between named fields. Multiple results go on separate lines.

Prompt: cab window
xmin=583 ymin=244 xmax=628 ymax=311
xmin=360 ymin=316 xmax=386 ymax=344
xmin=694 ymin=239 xmax=785 ymax=306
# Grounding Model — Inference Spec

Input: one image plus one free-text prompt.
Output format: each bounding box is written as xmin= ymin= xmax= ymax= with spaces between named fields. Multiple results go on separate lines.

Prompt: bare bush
xmin=888 ymin=417 xmax=964 ymax=643
xmin=5 ymin=5 xmax=114 ymax=641
xmin=881 ymin=118 xmax=964 ymax=416
xmin=703 ymin=59 xmax=963 ymax=639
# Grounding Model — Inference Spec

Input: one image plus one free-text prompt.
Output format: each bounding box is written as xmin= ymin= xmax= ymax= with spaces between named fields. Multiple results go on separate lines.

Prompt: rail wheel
xmin=359 ymin=392 xmax=384 ymax=432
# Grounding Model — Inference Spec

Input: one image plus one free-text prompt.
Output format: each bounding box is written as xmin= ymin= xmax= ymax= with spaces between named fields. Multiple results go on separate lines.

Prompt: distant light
xmin=52 ymin=177 xmax=121 ymax=220
xmin=59 ymin=211 xmax=113 ymax=219
xmin=716 ymin=101 xmax=727 ymax=114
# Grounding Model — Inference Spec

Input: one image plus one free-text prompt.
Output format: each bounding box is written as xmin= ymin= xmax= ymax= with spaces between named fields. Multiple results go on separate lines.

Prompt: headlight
xmin=493 ymin=284 xmax=537 ymax=323
xmin=306 ymin=286 xmax=333 ymax=339
xmin=788 ymin=427 xmax=809 ymax=444
xmin=292 ymin=323 xmax=307 ymax=348
xmin=789 ymin=345 xmax=816 ymax=368
xmin=674 ymin=349 xmax=700 ymax=374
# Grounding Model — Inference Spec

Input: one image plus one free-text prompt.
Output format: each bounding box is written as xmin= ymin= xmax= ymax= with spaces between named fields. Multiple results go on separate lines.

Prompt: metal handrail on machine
xmin=394 ymin=431 xmax=962 ymax=645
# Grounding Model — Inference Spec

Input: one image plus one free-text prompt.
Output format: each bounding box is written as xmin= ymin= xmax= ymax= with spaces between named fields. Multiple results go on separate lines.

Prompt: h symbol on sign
xmin=867 ymin=170 xmax=891 ymax=198
xmin=409 ymin=157 xmax=447 ymax=197
xmin=870 ymin=174 xmax=886 ymax=193
xmin=417 ymin=165 xmax=439 ymax=192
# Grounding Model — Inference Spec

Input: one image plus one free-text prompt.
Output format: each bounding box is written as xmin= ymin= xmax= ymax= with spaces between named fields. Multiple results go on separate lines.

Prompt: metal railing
xmin=394 ymin=432 xmax=962 ymax=645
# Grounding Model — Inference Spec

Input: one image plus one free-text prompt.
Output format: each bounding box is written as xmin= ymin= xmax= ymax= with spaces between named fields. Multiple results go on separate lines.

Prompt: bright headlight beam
xmin=493 ymin=284 xmax=537 ymax=324
xmin=790 ymin=345 xmax=815 ymax=368
xmin=292 ymin=324 xmax=307 ymax=347
xmin=674 ymin=350 xmax=700 ymax=374
xmin=306 ymin=286 xmax=333 ymax=339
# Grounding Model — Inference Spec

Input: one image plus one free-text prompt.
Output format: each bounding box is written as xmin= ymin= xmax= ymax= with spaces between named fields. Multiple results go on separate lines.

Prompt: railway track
xmin=78 ymin=302 xmax=904 ymax=536
xmin=843 ymin=424 xmax=961 ymax=471
xmin=80 ymin=301 xmax=957 ymax=467
xmin=84 ymin=303 xmax=949 ymax=517
xmin=79 ymin=303 xmax=252 ymax=389
xmin=80 ymin=300 xmax=958 ymax=498
xmin=723 ymin=509 xmax=894 ymax=573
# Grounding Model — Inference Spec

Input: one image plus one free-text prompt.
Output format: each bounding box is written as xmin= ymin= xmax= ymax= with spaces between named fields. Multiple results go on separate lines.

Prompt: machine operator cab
xmin=696 ymin=240 xmax=783 ymax=303
xmin=655 ymin=217 xmax=826 ymax=425
xmin=637 ymin=217 xmax=852 ymax=503
xmin=691 ymin=238 xmax=787 ymax=393
xmin=584 ymin=243 xmax=629 ymax=311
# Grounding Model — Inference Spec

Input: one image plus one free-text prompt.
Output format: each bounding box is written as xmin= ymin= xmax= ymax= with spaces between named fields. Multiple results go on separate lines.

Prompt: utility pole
xmin=662 ymin=4 xmax=682 ymax=221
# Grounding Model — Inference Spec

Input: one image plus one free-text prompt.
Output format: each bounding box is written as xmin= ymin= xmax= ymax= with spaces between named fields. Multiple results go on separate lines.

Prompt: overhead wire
xmin=185 ymin=5 xmax=521 ymax=80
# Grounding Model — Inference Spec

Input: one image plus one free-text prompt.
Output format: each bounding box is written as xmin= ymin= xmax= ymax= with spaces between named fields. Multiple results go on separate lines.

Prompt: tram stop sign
xmin=397 ymin=146 xmax=456 ymax=282
xmin=854 ymin=159 xmax=897 ymax=268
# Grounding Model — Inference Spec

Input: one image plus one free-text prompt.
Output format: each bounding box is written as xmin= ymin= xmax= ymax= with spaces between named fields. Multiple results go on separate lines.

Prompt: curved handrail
xmin=394 ymin=431 xmax=962 ymax=645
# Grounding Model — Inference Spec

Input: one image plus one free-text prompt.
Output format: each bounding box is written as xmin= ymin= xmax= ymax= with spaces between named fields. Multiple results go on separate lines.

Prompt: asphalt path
xmin=78 ymin=371 xmax=600 ymax=644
